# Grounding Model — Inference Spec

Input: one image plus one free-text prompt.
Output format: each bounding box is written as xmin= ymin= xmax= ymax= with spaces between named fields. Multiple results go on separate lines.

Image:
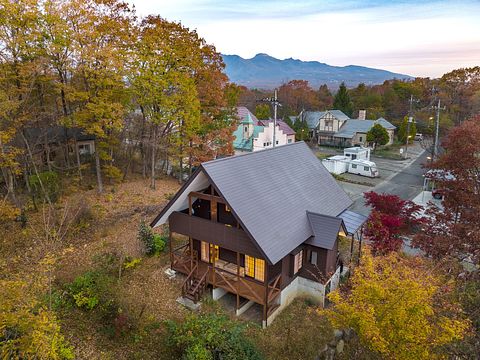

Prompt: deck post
xmin=350 ymin=234 xmax=354 ymax=264
xmin=263 ymin=263 xmax=269 ymax=327
xmin=358 ymin=225 xmax=363 ymax=266
xmin=169 ymin=230 xmax=173 ymax=267
xmin=236 ymin=252 xmax=240 ymax=311
xmin=212 ymin=245 xmax=216 ymax=287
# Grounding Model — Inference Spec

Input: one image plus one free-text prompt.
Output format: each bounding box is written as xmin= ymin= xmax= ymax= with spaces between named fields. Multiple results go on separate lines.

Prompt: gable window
xmin=293 ymin=250 xmax=303 ymax=274
xmin=359 ymin=136 xmax=363 ymax=142
xmin=244 ymin=126 xmax=248 ymax=132
xmin=310 ymin=251 xmax=317 ymax=265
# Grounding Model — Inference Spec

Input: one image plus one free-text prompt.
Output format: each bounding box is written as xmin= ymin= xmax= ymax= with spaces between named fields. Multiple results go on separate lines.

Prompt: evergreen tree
xmin=333 ymin=82 xmax=353 ymax=117
xmin=367 ymin=124 xmax=389 ymax=149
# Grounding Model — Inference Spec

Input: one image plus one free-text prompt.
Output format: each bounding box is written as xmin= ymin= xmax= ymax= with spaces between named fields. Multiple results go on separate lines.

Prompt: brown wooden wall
xmin=170 ymin=211 xmax=263 ymax=258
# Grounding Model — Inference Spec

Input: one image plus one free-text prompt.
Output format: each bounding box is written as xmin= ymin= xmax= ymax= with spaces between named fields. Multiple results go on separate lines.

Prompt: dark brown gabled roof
xmin=306 ymin=212 xmax=347 ymax=250
xmin=151 ymin=142 xmax=353 ymax=265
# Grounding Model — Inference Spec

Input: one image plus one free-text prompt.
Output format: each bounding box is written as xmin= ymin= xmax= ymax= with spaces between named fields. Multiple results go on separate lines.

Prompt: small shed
xmin=322 ymin=156 xmax=349 ymax=175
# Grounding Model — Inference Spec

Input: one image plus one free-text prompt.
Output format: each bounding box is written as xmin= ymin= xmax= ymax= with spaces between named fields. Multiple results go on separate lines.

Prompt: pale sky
xmin=130 ymin=0 xmax=480 ymax=78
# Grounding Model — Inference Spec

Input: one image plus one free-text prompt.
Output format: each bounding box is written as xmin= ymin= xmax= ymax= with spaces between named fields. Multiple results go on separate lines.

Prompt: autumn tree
xmin=68 ymin=0 xmax=133 ymax=193
xmin=397 ymin=115 xmax=417 ymax=143
xmin=255 ymin=103 xmax=271 ymax=120
xmin=412 ymin=117 xmax=480 ymax=265
xmin=366 ymin=123 xmax=389 ymax=149
xmin=364 ymin=191 xmax=423 ymax=254
xmin=333 ymin=82 xmax=353 ymax=117
xmin=278 ymin=80 xmax=319 ymax=116
xmin=317 ymin=84 xmax=333 ymax=109
xmin=0 ymin=273 xmax=74 ymax=359
xmin=325 ymin=249 xmax=470 ymax=360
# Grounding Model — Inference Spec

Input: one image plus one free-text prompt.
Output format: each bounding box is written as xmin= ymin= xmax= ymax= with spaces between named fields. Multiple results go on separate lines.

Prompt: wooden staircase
xmin=182 ymin=264 xmax=209 ymax=303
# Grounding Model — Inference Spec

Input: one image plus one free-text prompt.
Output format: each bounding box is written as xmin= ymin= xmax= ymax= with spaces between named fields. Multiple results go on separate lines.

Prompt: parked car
xmin=432 ymin=188 xmax=444 ymax=199
xmin=414 ymin=133 xmax=424 ymax=141
xmin=348 ymin=159 xmax=379 ymax=178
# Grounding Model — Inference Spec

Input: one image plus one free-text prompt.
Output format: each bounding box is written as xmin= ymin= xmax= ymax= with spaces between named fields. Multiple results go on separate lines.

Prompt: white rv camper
xmin=322 ymin=156 xmax=349 ymax=175
xmin=348 ymin=159 xmax=379 ymax=178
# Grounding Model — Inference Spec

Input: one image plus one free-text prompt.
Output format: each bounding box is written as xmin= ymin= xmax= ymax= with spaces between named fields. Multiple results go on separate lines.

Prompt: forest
xmin=1 ymin=0 xmax=480 ymax=359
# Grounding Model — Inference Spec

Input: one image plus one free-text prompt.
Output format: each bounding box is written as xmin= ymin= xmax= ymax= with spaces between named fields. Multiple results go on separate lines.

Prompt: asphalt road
xmin=348 ymin=151 xmax=429 ymax=216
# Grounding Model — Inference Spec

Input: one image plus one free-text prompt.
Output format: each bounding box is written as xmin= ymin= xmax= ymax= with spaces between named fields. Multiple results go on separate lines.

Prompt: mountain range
xmin=222 ymin=53 xmax=412 ymax=89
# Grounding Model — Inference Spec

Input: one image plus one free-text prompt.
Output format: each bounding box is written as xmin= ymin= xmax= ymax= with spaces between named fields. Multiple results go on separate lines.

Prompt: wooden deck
xmin=171 ymin=245 xmax=281 ymax=308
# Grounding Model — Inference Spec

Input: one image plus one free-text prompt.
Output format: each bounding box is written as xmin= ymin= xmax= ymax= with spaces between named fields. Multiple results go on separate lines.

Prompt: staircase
xmin=182 ymin=265 xmax=209 ymax=303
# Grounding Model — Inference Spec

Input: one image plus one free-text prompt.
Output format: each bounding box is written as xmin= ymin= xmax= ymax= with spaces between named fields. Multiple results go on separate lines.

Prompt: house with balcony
xmin=233 ymin=107 xmax=295 ymax=154
xmin=151 ymin=142 xmax=366 ymax=326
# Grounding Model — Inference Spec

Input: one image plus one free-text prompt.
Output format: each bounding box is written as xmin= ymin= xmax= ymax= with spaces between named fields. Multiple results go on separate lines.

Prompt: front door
xmin=201 ymin=241 xmax=218 ymax=263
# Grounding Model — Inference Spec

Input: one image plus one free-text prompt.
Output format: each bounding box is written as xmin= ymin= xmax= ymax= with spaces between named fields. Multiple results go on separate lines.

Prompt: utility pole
xmin=404 ymin=94 xmax=417 ymax=159
xmin=432 ymin=98 xmax=446 ymax=159
xmin=259 ymin=89 xmax=282 ymax=148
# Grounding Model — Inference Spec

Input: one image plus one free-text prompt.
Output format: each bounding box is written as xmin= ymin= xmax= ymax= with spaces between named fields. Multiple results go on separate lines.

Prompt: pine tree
xmin=333 ymin=82 xmax=353 ymax=117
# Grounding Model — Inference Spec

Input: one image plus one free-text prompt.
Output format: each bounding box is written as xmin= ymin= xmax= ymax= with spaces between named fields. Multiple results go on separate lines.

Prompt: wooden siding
xmin=170 ymin=211 xmax=263 ymax=258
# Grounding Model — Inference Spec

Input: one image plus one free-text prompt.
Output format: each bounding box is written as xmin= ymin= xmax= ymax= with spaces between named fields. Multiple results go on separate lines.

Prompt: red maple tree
xmin=364 ymin=191 xmax=424 ymax=255
xmin=412 ymin=117 xmax=480 ymax=265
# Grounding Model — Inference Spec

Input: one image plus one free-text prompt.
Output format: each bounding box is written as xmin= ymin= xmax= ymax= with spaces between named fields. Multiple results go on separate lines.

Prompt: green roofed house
xmin=151 ymin=142 xmax=367 ymax=327
xmin=233 ymin=107 xmax=295 ymax=154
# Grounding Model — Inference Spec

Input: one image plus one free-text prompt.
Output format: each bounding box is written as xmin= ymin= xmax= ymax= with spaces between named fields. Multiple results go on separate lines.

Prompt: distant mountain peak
xmin=222 ymin=53 xmax=412 ymax=89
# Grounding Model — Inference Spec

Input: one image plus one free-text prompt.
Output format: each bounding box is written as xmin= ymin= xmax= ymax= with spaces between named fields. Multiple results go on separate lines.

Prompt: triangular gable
xmin=306 ymin=212 xmax=347 ymax=250
xmin=150 ymin=167 xmax=269 ymax=262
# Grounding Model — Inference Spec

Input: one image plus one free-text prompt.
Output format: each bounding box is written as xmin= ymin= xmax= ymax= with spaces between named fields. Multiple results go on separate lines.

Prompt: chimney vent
xmin=358 ymin=110 xmax=366 ymax=120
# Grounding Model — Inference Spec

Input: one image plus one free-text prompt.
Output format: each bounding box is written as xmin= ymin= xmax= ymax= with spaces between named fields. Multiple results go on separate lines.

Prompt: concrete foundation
xmin=212 ymin=287 xmax=228 ymax=300
xmin=236 ymin=300 xmax=255 ymax=316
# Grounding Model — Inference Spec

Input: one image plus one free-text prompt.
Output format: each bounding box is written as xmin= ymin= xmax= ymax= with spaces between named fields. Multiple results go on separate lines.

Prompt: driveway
xmin=346 ymin=149 xmax=428 ymax=216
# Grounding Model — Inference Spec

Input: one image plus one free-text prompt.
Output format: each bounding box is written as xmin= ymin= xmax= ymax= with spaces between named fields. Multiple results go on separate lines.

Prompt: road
xmin=348 ymin=151 xmax=429 ymax=216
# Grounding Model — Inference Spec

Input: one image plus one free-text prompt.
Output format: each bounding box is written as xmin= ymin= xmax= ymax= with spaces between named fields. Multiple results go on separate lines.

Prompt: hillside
xmin=222 ymin=53 xmax=412 ymax=89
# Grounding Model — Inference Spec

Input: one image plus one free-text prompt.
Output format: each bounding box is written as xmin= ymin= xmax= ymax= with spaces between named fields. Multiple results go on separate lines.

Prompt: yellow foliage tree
xmin=324 ymin=250 xmax=470 ymax=360
xmin=0 ymin=274 xmax=74 ymax=359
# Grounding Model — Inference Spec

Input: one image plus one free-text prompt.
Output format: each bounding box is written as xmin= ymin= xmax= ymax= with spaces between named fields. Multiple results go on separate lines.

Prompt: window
xmin=359 ymin=136 xmax=363 ymax=142
xmin=78 ymin=144 xmax=91 ymax=155
xmin=287 ymin=139 xmax=292 ymax=144
xmin=351 ymin=164 xmax=357 ymax=169
xmin=225 ymin=204 xmax=231 ymax=212
xmin=201 ymin=242 xmax=218 ymax=263
xmin=263 ymin=143 xmax=266 ymax=147
xmin=245 ymin=255 xmax=265 ymax=282
xmin=364 ymin=166 xmax=370 ymax=171
xmin=244 ymin=126 xmax=248 ymax=132
xmin=310 ymin=251 xmax=317 ymax=265
xmin=293 ymin=250 xmax=303 ymax=274
xmin=276 ymin=140 xmax=278 ymax=144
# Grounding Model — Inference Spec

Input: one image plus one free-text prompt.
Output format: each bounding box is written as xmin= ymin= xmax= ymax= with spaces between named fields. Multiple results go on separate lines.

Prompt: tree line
xmin=239 ymin=68 xmax=480 ymax=137
xmin=0 ymin=0 xmax=238 ymax=211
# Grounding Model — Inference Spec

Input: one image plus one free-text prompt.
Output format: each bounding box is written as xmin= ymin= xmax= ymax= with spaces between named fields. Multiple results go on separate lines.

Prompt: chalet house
xmin=233 ymin=107 xmax=295 ymax=154
xmin=151 ymin=142 xmax=366 ymax=326
xmin=295 ymin=110 xmax=396 ymax=147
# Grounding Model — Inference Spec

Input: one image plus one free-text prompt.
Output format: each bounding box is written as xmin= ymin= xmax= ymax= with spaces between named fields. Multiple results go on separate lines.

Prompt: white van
xmin=348 ymin=159 xmax=379 ymax=178
xmin=414 ymin=133 xmax=423 ymax=141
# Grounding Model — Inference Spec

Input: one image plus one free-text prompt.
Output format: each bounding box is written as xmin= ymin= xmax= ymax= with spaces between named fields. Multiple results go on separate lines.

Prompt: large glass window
xmin=245 ymin=255 xmax=265 ymax=282
xmin=201 ymin=241 xmax=218 ymax=263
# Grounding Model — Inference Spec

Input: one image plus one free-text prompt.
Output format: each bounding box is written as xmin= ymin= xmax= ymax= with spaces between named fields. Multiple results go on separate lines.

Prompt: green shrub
xmin=138 ymin=220 xmax=155 ymax=255
xmin=123 ymin=257 xmax=141 ymax=270
xmin=165 ymin=314 xmax=263 ymax=360
xmin=28 ymin=171 xmax=60 ymax=203
xmin=138 ymin=221 xmax=166 ymax=255
xmin=153 ymin=234 xmax=166 ymax=255
xmin=66 ymin=271 xmax=113 ymax=311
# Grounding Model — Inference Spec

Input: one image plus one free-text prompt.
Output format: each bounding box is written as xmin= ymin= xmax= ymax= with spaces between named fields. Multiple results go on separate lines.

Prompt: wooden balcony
xmin=171 ymin=246 xmax=281 ymax=308
xmin=169 ymin=211 xmax=263 ymax=258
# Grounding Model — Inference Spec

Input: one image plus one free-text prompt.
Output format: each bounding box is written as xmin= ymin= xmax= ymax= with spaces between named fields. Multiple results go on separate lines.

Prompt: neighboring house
xmin=22 ymin=126 xmax=95 ymax=166
xmin=297 ymin=110 xmax=350 ymax=143
xmin=233 ymin=107 xmax=295 ymax=154
xmin=151 ymin=142 xmax=367 ymax=326
xmin=333 ymin=118 xmax=396 ymax=147
xmin=294 ymin=110 xmax=395 ymax=147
